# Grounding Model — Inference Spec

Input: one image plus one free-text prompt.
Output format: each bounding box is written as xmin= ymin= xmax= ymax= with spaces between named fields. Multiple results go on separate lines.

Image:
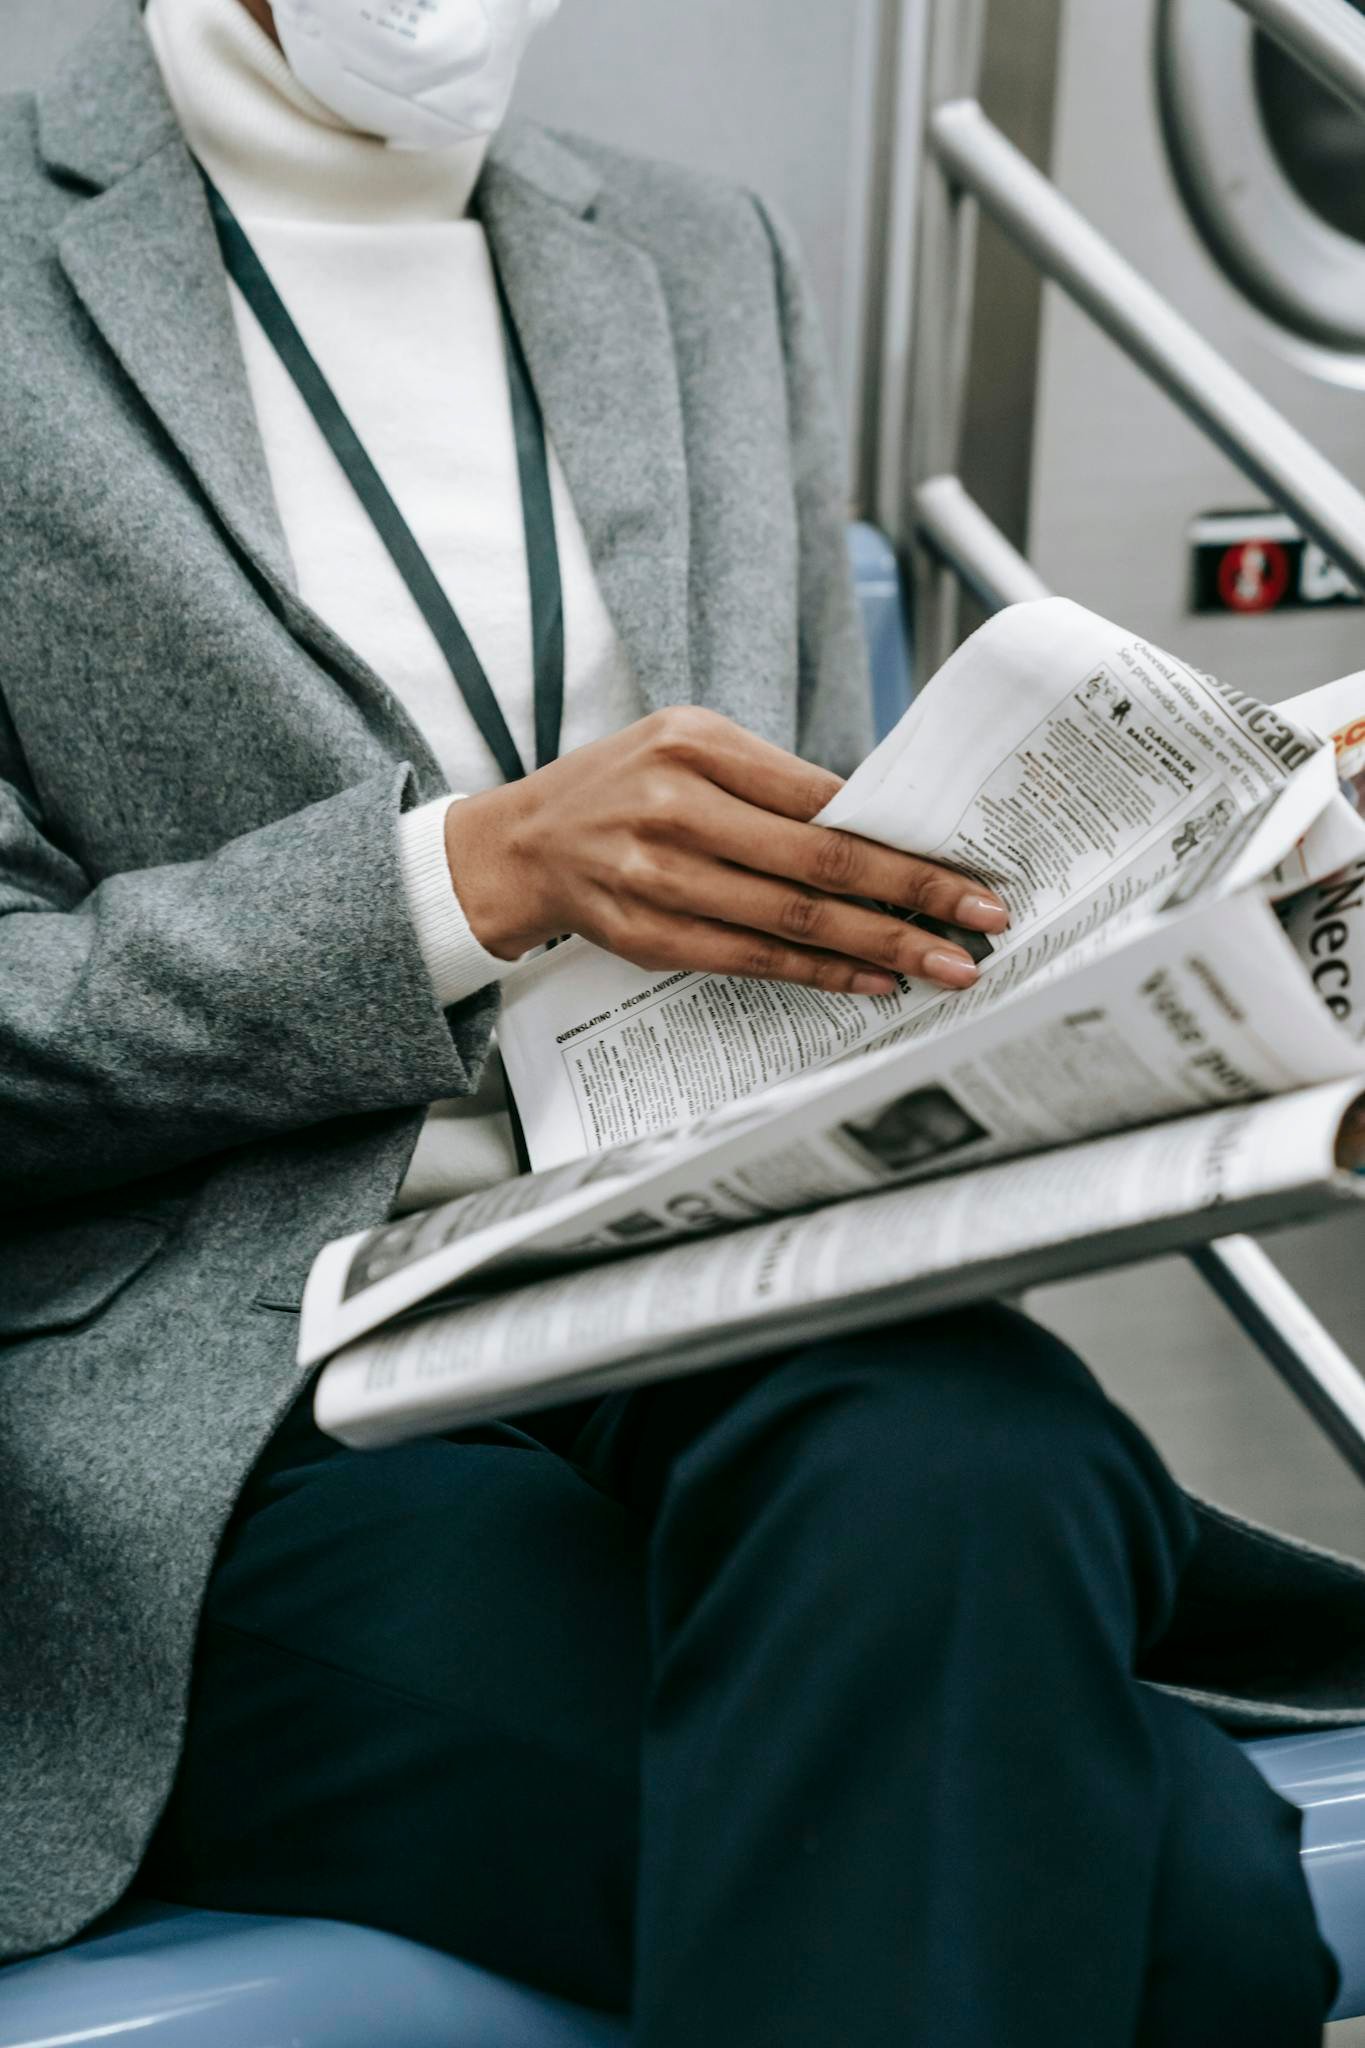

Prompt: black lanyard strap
xmin=200 ymin=171 xmax=564 ymax=782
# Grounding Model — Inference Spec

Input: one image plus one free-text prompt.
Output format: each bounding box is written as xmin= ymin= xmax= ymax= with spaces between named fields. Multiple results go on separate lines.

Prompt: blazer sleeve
xmin=752 ymin=196 xmax=875 ymax=779
xmin=0 ymin=711 xmax=491 ymax=1212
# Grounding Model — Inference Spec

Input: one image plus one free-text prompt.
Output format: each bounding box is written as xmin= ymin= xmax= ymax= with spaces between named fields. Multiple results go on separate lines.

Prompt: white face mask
xmin=271 ymin=0 xmax=561 ymax=151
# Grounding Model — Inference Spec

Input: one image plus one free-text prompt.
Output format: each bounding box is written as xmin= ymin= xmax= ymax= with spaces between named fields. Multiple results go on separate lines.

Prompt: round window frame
xmin=1158 ymin=0 xmax=1365 ymax=356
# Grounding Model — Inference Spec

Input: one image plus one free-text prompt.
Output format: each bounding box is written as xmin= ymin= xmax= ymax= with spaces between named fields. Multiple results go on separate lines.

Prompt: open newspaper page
xmin=299 ymin=866 xmax=1364 ymax=1369
xmin=1276 ymin=669 xmax=1365 ymax=1040
xmin=313 ymin=1079 xmax=1365 ymax=1447
xmin=499 ymin=597 xmax=1357 ymax=1172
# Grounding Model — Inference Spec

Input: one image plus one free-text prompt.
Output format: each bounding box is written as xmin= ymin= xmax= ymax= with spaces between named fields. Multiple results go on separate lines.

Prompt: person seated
xmin=0 ymin=1 xmax=1356 ymax=2040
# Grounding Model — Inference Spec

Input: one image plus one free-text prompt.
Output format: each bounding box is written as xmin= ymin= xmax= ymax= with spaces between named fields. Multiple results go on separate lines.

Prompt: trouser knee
xmin=752 ymin=1308 xmax=1188 ymax=1558
xmin=641 ymin=1306 xmax=1194 ymax=1654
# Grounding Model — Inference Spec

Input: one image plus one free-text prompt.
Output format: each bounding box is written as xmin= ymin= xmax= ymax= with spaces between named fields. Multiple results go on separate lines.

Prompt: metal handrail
xmin=930 ymin=97 xmax=1365 ymax=587
xmin=1234 ymin=0 xmax=1365 ymax=126
xmin=915 ymin=476 xmax=1050 ymax=608
xmin=913 ymin=471 xmax=1365 ymax=1477
xmin=1193 ymin=1240 xmax=1365 ymax=1484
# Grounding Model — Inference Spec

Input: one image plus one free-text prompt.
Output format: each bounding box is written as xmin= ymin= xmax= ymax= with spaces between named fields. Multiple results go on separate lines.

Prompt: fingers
xmin=641 ymin=706 xmax=846 ymax=823
xmin=635 ymin=709 xmax=1009 ymax=932
xmin=613 ymin=908 xmax=903 ymax=996
xmin=629 ymin=850 xmax=984 ymax=988
xmin=662 ymin=779 xmax=1010 ymax=933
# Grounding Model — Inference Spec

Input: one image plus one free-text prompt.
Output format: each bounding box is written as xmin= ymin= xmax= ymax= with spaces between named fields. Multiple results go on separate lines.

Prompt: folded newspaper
xmin=301 ymin=598 xmax=1365 ymax=1447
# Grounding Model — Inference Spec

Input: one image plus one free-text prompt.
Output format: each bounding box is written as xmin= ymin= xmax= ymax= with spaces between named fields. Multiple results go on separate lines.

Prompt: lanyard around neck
xmin=199 ymin=171 xmax=565 ymax=783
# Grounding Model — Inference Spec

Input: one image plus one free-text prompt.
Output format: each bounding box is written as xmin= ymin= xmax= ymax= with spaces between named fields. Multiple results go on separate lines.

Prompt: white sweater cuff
xmin=398 ymin=795 xmax=523 ymax=1008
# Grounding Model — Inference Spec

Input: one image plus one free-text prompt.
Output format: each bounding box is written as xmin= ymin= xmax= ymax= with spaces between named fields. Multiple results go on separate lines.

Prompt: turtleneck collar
xmin=144 ymin=0 xmax=490 ymax=223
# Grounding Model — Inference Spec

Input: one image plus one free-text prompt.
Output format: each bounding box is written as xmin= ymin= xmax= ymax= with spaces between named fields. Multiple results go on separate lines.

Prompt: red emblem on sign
xmin=1217 ymin=539 xmax=1291 ymax=613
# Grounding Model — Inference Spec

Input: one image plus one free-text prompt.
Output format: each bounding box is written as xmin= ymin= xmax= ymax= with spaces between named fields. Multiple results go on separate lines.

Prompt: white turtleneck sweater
xmin=145 ymin=0 xmax=642 ymax=1207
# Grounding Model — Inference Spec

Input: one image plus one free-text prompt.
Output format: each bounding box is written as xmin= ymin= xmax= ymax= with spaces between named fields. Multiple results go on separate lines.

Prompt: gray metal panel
xmin=1029 ymin=0 xmax=1365 ymax=702
xmin=512 ymin=0 xmax=881 ymax=468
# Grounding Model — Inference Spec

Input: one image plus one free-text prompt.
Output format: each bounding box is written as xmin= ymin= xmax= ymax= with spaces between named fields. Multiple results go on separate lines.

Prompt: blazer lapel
xmin=41 ymin=3 xmax=295 ymax=594
xmin=38 ymin=3 xmax=451 ymax=793
xmin=54 ymin=149 xmax=299 ymax=598
xmin=480 ymin=127 xmax=693 ymax=714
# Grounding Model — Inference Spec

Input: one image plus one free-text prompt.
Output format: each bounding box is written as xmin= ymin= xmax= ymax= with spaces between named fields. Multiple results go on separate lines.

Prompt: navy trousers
xmin=141 ymin=1305 xmax=1338 ymax=2045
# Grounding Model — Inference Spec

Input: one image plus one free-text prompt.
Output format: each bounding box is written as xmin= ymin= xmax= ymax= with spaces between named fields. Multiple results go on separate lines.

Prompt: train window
xmin=1159 ymin=0 xmax=1365 ymax=356
xmin=1255 ymin=6 xmax=1365 ymax=250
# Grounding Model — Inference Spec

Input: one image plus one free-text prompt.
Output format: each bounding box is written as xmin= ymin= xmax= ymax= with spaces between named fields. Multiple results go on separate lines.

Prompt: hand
xmin=443 ymin=707 xmax=1009 ymax=995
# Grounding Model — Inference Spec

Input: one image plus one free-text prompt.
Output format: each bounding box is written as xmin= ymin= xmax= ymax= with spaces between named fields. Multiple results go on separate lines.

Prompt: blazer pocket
xmin=0 ymin=1214 xmax=171 ymax=1338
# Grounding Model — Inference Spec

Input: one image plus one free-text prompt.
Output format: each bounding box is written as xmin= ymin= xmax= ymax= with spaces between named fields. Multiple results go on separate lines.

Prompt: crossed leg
xmin=141 ymin=1305 xmax=1337 ymax=2045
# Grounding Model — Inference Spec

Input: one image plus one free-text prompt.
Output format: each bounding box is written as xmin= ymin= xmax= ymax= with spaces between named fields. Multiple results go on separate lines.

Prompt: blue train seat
xmin=1246 ymin=1724 xmax=1365 ymax=2023
xmin=3 ymin=529 xmax=1362 ymax=2041
xmin=0 ymin=1904 xmax=627 ymax=2048
xmin=5 ymin=1728 xmax=1364 ymax=2044
xmin=849 ymin=521 xmax=914 ymax=736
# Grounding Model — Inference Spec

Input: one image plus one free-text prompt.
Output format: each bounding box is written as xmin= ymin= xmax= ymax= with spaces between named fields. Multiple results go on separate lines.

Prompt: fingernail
xmin=923 ymin=948 xmax=979 ymax=988
xmin=956 ymin=890 xmax=1009 ymax=931
xmin=852 ymin=972 xmax=897 ymax=996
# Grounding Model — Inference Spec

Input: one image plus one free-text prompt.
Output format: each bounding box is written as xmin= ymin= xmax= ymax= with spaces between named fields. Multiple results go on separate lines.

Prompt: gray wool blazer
xmin=4 ymin=0 xmax=1365 ymax=1967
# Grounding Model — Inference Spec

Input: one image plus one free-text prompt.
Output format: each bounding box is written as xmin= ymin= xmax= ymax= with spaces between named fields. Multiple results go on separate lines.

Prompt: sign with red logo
xmin=1215 ymin=538 xmax=1290 ymax=612
xmin=1190 ymin=511 xmax=1363 ymax=614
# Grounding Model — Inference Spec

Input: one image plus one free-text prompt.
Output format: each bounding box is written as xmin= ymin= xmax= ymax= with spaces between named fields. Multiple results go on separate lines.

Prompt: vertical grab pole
xmin=899 ymin=0 xmax=989 ymax=677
